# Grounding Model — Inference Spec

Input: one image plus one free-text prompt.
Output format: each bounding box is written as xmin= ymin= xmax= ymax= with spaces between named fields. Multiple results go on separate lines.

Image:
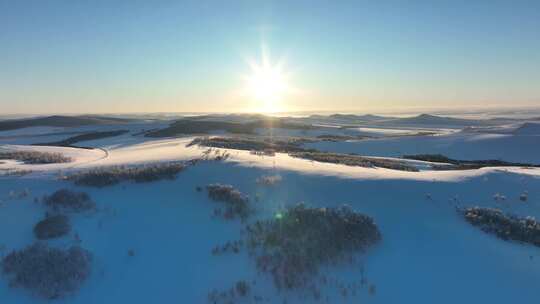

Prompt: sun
xmin=243 ymin=50 xmax=290 ymax=113
xmin=246 ymin=65 xmax=286 ymax=112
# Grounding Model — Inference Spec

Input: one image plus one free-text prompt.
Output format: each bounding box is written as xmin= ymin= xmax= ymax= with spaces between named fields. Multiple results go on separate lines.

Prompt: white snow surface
xmin=1 ymin=119 xmax=540 ymax=303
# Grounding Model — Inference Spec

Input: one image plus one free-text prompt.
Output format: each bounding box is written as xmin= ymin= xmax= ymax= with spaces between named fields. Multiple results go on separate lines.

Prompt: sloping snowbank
xmin=514 ymin=122 xmax=540 ymax=135
xmin=1 ymin=161 xmax=539 ymax=304
xmin=3 ymin=138 xmax=540 ymax=183
xmin=0 ymin=127 xmax=66 ymax=137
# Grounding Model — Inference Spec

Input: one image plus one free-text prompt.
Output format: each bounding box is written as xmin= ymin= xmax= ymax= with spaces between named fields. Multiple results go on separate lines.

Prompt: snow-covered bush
xmin=459 ymin=207 xmax=540 ymax=247
xmin=0 ymin=151 xmax=72 ymax=164
xmin=235 ymin=280 xmax=250 ymax=296
xmin=211 ymin=240 xmax=243 ymax=255
xmin=7 ymin=188 xmax=30 ymax=199
xmin=207 ymin=280 xmax=252 ymax=304
xmin=33 ymin=214 xmax=71 ymax=239
xmin=44 ymin=189 xmax=95 ymax=212
xmin=250 ymin=149 xmax=276 ymax=156
xmin=2 ymin=243 xmax=92 ymax=299
xmin=206 ymin=184 xmax=251 ymax=220
xmin=368 ymin=284 xmax=377 ymax=296
xmin=256 ymin=174 xmax=282 ymax=186
xmin=0 ymin=169 xmax=32 ymax=176
xmin=246 ymin=204 xmax=381 ymax=290
xmin=493 ymin=193 xmax=506 ymax=201
xmin=68 ymin=162 xmax=185 ymax=187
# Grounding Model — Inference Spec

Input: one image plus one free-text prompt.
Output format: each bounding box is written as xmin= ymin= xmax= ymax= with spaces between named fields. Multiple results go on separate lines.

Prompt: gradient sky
xmin=1 ymin=0 xmax=539 ymax=114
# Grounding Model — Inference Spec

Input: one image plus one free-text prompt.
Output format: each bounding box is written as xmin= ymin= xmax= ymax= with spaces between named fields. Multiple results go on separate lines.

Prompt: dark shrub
xmin=403 ymin=154 xmax=539 ymax=170
xmin=68 ymin=162 xmax=185 ymax=187
xmin=290 ymin=151 xmax=419 ymax=172
xmin=70 ymin=169 xmax=121 ymax=187
xmin=0 ymin=151 xmax=72 ymax=164
xmin=246 ymin=204 xmax=381 ymax=289
xmin=206 ymin=184 xmax=251 ymax=220
xmin=316 ymin=134 xmax=364 ymax=141
xmin=2 ymin=243 xmax=92 ymax=299
xmin=207 ymin=280 xmax=252 ymax=303
xmin=44 ymin=189 xmax=95 ymax=212
xmin=189 ymin=136 xmax=311 ymax=153
xmin=211 ymin=240 xmax=243 ymax=255
xmin=235 ymin=280 xmax=250 ymax=296
xmin=402 ymin=154 xmax=454 ymax=163
xmin=459 ymin=207 xmax=540 ymax=247
xmin=368 ymin=284 xmax=377 ymax=296
xmin=34 ymin=215 xmax=71 ymax=239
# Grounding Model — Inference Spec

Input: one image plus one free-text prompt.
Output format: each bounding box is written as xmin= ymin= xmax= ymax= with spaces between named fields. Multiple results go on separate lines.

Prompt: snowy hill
xmin=513 ymin=122 xmax=540 ymax=135
xmin=1 ymin=142 xmax=540 ymax=304
xmin=0 ymin=115 xmax=136 ymax=132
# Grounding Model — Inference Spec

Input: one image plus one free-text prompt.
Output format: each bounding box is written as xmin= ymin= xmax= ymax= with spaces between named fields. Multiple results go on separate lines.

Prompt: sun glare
xmin=243 ymin=49 xmax=290 ymax=113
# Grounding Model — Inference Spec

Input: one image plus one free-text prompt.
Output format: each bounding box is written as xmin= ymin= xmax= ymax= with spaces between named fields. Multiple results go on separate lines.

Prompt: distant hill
xmin=381 ymin=114 xmax=490 ymax=127
xmin=33 ymin=129 xmax=130 ymax=148
xmin=146 ymin=117 xmax=312 ymax=137
xmin=0 ymin=115 xmax=134 ymax=131
xmin=186 ymin=113 xmax=267 ymax=123
xmin=308 ymin=114 xmax=391 ymax=123
xmin=329 ymin=114 xmax=389 ymax=121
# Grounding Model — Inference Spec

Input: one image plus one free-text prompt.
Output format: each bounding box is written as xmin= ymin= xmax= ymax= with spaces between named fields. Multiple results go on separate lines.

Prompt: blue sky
xmin=1 ymin=0 xmax=539 ymax=114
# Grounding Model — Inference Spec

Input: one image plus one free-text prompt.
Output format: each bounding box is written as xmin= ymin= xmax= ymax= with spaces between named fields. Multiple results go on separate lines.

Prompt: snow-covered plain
xmin=306 ymin=131 xmax=540 ymax=164
xmin=1 ymin=113 xmax=540 ymax=303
